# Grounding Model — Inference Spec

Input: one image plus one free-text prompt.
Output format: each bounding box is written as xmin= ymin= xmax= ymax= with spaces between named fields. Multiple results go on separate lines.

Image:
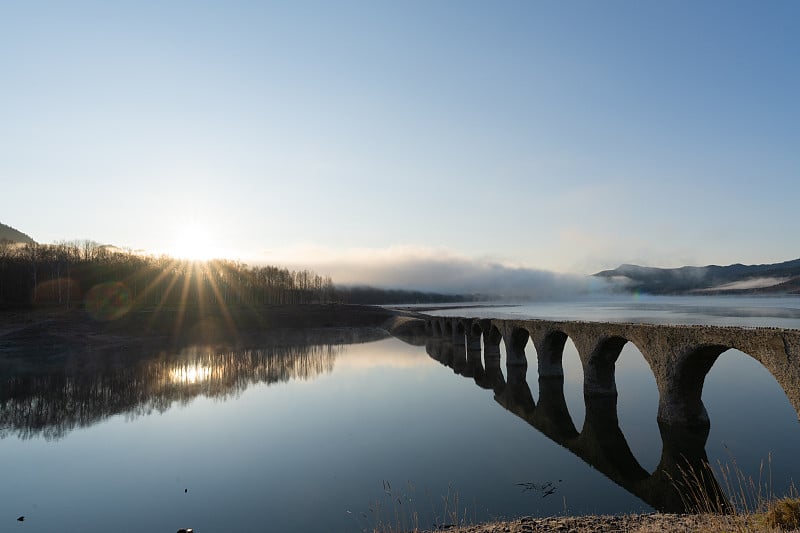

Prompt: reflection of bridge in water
xmin=403 ymin=315 xmax=800 ymax=513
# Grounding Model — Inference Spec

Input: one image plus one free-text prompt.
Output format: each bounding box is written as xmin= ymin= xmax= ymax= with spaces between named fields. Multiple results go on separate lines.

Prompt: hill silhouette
xmin=595 ymin=258 xmax=800 ymax=295
xmin=0 ymin=222 xmax=35 ymax=245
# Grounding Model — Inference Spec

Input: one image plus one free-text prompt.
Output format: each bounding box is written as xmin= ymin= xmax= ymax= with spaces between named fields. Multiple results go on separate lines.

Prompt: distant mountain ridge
xmin=0 ymin=222 xmax=35 ymax=245
xmin=594 ymin=258 xmax=800 ymax=295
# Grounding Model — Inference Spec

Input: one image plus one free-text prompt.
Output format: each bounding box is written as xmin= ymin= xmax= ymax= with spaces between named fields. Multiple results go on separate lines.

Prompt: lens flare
xmin=85 ymin=282 xmax=132 ymax=321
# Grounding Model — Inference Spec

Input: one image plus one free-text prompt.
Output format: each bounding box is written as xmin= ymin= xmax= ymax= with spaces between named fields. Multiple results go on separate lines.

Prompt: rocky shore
xmin=426 ymin=512 xmax=778 ymax=532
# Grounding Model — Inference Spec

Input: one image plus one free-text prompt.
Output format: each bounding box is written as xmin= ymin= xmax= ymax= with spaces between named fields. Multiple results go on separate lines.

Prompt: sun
xmin=167 ymin=224 xmax=221 ymax=261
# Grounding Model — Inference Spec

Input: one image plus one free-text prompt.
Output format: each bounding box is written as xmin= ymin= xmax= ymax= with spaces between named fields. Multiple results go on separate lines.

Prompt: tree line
xmin=0 ymin=240 xmax=336 ymax=310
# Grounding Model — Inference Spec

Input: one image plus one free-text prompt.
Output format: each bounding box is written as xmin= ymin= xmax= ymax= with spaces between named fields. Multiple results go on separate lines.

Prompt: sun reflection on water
xmin=169 ymin=363 xmax=213 ymax=385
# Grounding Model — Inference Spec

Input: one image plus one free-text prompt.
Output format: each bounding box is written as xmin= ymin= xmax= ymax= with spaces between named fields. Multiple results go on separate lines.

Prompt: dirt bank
xmin=432 ymin=512 xmax=778 ymax=532
xmin=0 ymin=304 xmax=401 ymax=357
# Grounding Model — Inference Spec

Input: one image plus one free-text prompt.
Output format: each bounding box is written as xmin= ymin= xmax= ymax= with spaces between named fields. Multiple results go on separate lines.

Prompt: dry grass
xmin=666 ymin=452 xmax=800 ymax=532
xmin=361 ymin=454 xmax=800 ymax=533
xmin=354 ymin=480 xmax=471 ymax=533
xmin=763 ymin=498 xmax=800 ymax=530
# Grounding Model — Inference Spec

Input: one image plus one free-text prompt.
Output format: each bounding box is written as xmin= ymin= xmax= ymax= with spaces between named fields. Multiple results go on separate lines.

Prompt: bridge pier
xmin=483 ymin=324 xmax=503 ymax=363
xmin=531 ymin=330 xmax=568 ymax=378
xmin=453 ymin=320 xmax=466 ymax=346
xmin=501 ymin=325 xmax=529 ymax=368
xmin=466 ymin=321 xmax=483 ymax=352
xmin=649 ymin=344 xmax=727 ymax=428
xmin=581 ymin=336 xmax=628 ymax=398
xmin=656 ymin=383 xmax=710 ymax=428
xmin=482 ymin=335 xmax=506 ymax=393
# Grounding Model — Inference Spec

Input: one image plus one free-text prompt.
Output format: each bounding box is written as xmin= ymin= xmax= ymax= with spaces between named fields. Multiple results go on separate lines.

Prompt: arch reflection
xmin=417 ymin=320 xmax=728 ymax=513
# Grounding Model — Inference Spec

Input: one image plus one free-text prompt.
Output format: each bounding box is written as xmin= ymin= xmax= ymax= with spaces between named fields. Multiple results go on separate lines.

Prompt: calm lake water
xmin=2 ymin=295 xmax=800 ymax=532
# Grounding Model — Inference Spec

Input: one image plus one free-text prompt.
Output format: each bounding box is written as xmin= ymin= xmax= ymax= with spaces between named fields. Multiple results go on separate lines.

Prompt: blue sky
xmin=2 ymin=1 xmax=798 ymax=284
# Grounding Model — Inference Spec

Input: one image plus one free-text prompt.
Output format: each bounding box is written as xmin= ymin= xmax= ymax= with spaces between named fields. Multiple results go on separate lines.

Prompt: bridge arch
xmin=567 ymin=332 xmax=663 ymax=474
xmin=702 ymin=347 xmax=800 ymax=497
xmin=615 ymin=340 xmax=662 ymax=474
xmin=665 ymin=340 xmax=800 ymax=428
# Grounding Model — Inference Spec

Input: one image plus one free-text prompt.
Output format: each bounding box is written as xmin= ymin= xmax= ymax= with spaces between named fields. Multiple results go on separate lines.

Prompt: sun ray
xmin=204 ymin=261 xmax=239 ymax=341
xmin=172 ymin=260 xmax=193 ymax=339
xmin=214 ymin=259 xmax=263 ymax=317
xmin=145 ymin=260 xmax=183 ymax=332
xmin=194 ymin=261 xmax=206 ymax=320
xmin=130 ymin=258 xmax=177 ymax=308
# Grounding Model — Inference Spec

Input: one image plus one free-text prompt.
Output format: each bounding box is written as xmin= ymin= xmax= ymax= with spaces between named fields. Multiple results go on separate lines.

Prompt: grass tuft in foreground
xmin=763 ymin=497 xmax=800 ymax=531
xmin=667 ymin=452 xmax=800 ymax=532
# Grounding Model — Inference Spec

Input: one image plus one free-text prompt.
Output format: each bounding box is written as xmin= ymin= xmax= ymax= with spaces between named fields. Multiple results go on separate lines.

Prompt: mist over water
xmin=267 ymin=247 xmax=608 ymax=298
xmin=421 ymin=294 xmax=800 ymax=329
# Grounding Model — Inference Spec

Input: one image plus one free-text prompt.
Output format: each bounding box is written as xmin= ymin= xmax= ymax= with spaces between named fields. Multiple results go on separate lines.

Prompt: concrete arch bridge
xmin=389 ymin=314 xmax=800 ymax=513
xmin=421 ymin=315 xmax=800 ymax=428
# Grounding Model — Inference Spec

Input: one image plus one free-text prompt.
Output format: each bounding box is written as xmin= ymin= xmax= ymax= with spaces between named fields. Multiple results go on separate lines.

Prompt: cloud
xmin=258 ymin=245 xmax=613 ymax=299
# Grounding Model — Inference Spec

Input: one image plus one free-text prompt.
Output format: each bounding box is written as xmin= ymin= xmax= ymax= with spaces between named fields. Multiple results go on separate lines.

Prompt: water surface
xmin=421 ymin=294 xmax=800 ymax=328
xmin=2 ymin=296 xmax=800 ymax=531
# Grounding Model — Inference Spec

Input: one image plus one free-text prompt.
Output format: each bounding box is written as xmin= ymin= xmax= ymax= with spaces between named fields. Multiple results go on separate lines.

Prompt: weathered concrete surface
xmin=418 ymin=315 xmax=800 ymax=428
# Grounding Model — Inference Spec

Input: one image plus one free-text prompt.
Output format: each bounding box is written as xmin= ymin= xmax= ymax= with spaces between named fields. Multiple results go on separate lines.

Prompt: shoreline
xmin=0 ymin=303 xmax=401 ymax=357
xmin=422 ymin=512 xmax=777 ymax=532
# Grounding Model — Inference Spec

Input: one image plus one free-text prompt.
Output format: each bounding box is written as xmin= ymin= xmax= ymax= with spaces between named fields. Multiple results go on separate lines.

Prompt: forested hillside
xmin=0 ymin=222 xmax=35 ymax=245
xmin=594 ymin=259 xmax=800 ymax=294
xmin=0 ymin=240 xmax=335 ymax=311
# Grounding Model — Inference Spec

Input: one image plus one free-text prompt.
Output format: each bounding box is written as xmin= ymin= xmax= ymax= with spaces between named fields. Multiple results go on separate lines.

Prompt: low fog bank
xmin=264 ymin=248 xmax=618 ymax=301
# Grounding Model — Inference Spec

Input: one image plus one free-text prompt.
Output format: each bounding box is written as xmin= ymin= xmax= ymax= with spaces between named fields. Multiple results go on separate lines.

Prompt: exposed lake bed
xmin=3 ymin=297 xmax=800 ymax=532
